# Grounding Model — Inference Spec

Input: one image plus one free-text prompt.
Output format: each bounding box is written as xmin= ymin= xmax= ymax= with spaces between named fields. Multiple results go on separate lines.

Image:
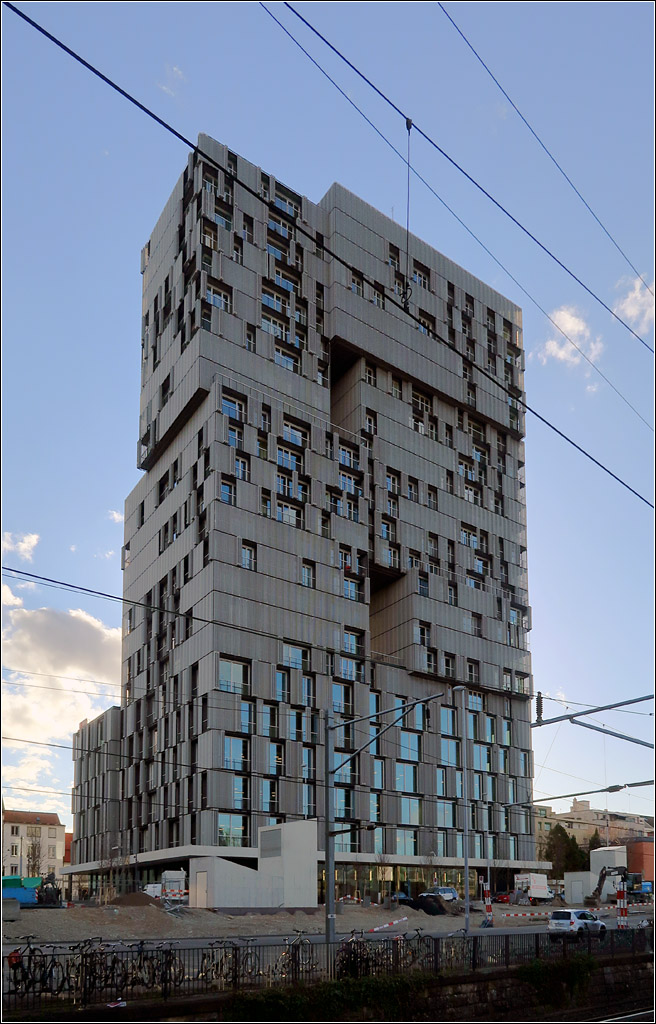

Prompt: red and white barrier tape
xmin=367 ymin=916 xmax=408 ymax=933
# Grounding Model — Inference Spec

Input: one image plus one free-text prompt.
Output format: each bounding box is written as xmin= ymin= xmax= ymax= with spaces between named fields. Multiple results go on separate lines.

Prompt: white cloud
xmin=2 ymin=532 xmax=40 ymax=562
xmin=157 ymin=83 xmax=175 ymax=97
xmin=95 ymin=550 xmax=115 ymax=560
xmin=107 ymin=510 xmax=124 ymax=524
xmin=70 ymin=545 xmax=77 ymax=553
xmin=535 ymin=306 xmax=604 ymax=375
xmin=614 ymin=276 xmax=655 ymax=335
xmin=2 ymin=584 xmax=23 ymax=608
xmin=171 ymin=65 xmax=185 ymax=80
xmin=1 ymin=602 xmax=121 ymax=748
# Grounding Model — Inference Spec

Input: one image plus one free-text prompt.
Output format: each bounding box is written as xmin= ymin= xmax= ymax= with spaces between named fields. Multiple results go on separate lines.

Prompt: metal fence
xmin=2 ymin=927 xmax=651 ymax=1014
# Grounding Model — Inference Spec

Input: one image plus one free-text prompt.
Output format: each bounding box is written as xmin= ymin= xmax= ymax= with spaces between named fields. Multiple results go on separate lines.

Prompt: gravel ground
xmin=0 ymin=902 xmax=559 ymax=944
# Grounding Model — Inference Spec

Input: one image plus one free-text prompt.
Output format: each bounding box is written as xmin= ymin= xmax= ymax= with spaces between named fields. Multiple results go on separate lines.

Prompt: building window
xmin=396 ymin=829 xmax=417 ymax=856
xmin=235 ymin=456 xmax=250 ymax=481
xmin=407 ymin=478 xmax=419 ymax=502
xmin=218 ymin=813 xmax=248 ymax=847
xmin=218 ymin=659 xmax=250 ymax=695
xmin=365 ymin=363 xmax=377 ymax=386
xmin=220 ymin=478 xmax=236 ymax=505
xmin=275 ymin=670 xmax=290 ymax=703
xmin=440 ymin=738 xmax=460 ymax=767
xmin=241 ymin=543 xmax=256 ymax=571
xmin=412 ymin=262 xmax=429 ymax=289
xmin=301 ymin=560 xmax=316 ymax=588
xmin=395 ymin=762 xmax=417 ymax=792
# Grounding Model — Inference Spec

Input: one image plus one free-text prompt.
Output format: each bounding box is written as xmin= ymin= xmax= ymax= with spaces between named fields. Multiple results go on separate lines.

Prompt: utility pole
xmin=324 ymin=707 xmax=336 ymax=945
xmin=453 ymin=685 xmax=470 ymax=935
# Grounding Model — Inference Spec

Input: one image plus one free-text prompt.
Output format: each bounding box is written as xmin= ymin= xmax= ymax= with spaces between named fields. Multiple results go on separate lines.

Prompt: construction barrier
xmin=484 ymin=885 xmax=492 ymax=925
xmin=617 ymin=887 xmax=628 ymax=930
xmin=366 ymin=916 xmax=408 ymax=933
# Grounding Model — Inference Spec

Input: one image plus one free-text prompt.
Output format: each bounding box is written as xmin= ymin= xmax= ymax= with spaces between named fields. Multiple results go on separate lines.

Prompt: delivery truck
xmin=143 ymin=869 xmax=187 ymax=902
xmin=514 ymin=873 xmax=553 ymax=903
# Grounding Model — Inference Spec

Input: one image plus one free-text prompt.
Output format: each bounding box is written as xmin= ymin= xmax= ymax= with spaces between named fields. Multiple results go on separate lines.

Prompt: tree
xmin=26 ymin=838 xmax=43 ymax=878
xmin=543 ymin=824 xmax=587 ymax=877
xmin=588 ymin=829 xmax=603 ymax=854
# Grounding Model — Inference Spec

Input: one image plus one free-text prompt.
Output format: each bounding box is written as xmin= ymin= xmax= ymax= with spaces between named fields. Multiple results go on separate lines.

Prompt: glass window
xmin=275 ymin=670 xmax=290 ymax=703
xmin=218 ymin=813 xmax=248 ymax=847
xmin=436 ymin=800 xmax=455 ymax=828
xmin=301 ymin=561 xmax=316 ymax=588
xmin=218 ymin=659 xmax=249 ymax=694
xmin=400 ymin=797 xmax=421 ymax=825
xmin=241 ymin=543 xmax=256 ymax=571
xmin=373 ymin=759 xmax=384 ymax=789
xmin=395 ymin=762 xmax=417 ymax=792
xmin=436 ymin=768 xmax=446 ymax=796
xmin=396 ymin=829 xmax=417 ymax=856
xmin=441 ymin=738 xmax=460 ymax=767
xmin=440 ymin=707 xmax=456 ymax=735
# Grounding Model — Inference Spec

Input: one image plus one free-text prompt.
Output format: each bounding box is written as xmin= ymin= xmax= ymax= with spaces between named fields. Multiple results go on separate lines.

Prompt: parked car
xmin=418 ymin=886 xmax=459 ymax=902
xmin=548 ymin=910 xmax=606 ymax=942
xmin=492 ymin=892 xmax=510 ymax=903
xmin=392 ymin=891 xmax=412 ymax=903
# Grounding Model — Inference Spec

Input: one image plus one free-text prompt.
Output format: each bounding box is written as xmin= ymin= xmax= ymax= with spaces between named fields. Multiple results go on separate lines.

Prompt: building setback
xmin=71 ymin=135 xmax=544 ymax=899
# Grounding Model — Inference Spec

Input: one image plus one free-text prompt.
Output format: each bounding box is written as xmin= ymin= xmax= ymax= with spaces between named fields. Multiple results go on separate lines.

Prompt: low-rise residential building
xmin=536 ymin=799 xmax=653 ymax=857
xmin=2 ymin=809 xmax=66 ymax=883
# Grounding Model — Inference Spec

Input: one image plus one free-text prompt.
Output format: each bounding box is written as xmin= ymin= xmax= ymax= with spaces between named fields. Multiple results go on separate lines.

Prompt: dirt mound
xmin=110 ymin=892 xmax=159 ymax=907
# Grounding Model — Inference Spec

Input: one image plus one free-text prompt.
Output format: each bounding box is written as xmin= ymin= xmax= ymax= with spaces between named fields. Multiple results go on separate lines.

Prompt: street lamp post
xmin=453 ymin=685 xmax=470 ymax=935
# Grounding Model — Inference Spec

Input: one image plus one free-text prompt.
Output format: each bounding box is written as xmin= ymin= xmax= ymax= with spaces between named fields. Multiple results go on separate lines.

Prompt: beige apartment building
xmin=70 ymin=136 xmax=545 ymax=901
xmin=2 ymin=809 xmax=66 ymax=883
xmin=536 ymin=799 xmax=654 ymax=857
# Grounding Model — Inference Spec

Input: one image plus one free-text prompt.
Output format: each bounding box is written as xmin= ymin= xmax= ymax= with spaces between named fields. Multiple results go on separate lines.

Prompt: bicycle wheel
xmin=169 ymin=954 xmax=185 ymax=987
xmin=141 ymin=957 xmax=156 ymax=988
xmin=109 ymin=957 xmax=128 ymax=993
xmin=241 ymin=950 xmax=260 ymax=978
xmin=298 ymin=938 xmax=317 ymax=972
xmin=196 ymin=953 xmax=210 ymax=981
xmin=47 ymin=960 xmax=66 ymax=995
xmin=11 ymin=965 xmax=26 ymax=996
xmin=27 ymin=949 xmax=46 ymax=990
xmin=274 ymin=950 xmax=291 ymax=978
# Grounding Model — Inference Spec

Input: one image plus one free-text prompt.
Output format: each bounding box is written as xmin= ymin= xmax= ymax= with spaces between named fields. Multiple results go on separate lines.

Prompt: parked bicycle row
xmin=2 ymin=925 xmax=650 ymax=1012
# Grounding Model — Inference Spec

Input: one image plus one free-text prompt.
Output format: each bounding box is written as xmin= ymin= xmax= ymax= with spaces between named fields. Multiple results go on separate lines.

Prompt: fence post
xmin=534 ymin=933 xmax=540 ymax=960
xmin=631 ymin=928 xmax=636 ymax=956
xmin=162 ymin=949 xmax=169 ymax=1002
xmin=434 ymin=936 xmax=440 ymax=974
xmin=291 ymin=942 xmax=300 ymax=984
xmin=504 ymin=934 xmax=510 ymax=968
xmin=610 ymin=929 xmax=615 ymax=958
xmin=472 ymin=936 xmax=478 ymax=972
xmin=232 ymin=946 xmax=241 ymax=990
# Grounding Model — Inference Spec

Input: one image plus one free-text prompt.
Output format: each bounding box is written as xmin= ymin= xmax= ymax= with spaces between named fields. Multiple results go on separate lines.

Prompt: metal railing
xmin=2 ymin=927 xmax=651 ymax=1013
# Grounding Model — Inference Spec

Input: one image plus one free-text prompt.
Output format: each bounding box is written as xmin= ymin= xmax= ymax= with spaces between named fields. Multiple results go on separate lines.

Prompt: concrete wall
xmin=188 ymin=820 xmax=317 ymax=908
xmin=591 ymin=846 xmax=627 ymax=873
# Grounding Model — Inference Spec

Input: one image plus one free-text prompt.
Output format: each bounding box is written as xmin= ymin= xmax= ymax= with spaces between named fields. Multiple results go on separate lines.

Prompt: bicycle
xmin=400 ymin=927 xmax=434 ymax=970
xmin=64 ymin=937 xmax=104 ymax=1001
xmin=272 ymin=929 xmax=318 ymax=979
xmin=151 ymin=941 xmax=185 ymax=989
xmin=196 ymin=940 xmax=230 ymax=984
xmin=122 ymin=940 xmax=157 ymax=989
xmin=234 ymin=937 xmax=261 ymax=982
xmin=335 ymin=929 xmax=372 ymax=980
xmin=7 ymin=935 xmax=46 ymax=995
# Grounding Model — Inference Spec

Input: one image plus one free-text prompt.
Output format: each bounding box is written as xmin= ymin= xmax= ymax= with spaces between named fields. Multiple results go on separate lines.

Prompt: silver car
xmin=548 ymin=909 xmax=606 ymax=941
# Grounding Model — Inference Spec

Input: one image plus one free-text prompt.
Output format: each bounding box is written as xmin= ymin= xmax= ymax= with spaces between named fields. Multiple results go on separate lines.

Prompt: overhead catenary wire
xmin=3 ymin=671 xmax=655 ymax=718
xmin=259 ymin=1 xmax=652 ymax=434
xmin=436 ymin=2 xmax=654 ymax=299
xmin=280 ymin=1 xmax=654 ymax=354
xmin=4 ymin=2 xmax=653 ymax=502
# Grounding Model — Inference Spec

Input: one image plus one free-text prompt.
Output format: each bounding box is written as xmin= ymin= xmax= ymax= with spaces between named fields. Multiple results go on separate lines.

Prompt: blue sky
xmin=2 ymin=2 xmax=653 ymax=834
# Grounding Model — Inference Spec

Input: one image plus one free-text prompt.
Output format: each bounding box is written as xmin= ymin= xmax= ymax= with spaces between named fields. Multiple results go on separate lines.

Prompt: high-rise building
xmin=71 ymin=135 xmax=543 ymax=900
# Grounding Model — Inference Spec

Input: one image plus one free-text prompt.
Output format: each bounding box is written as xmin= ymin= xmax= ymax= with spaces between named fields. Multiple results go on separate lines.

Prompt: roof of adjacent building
xmin=3 ymin=810 xmax=63 ymax=826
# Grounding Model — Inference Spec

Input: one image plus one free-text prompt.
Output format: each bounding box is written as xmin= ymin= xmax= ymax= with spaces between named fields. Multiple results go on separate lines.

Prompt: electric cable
xmin=436 ymin=2 xmax=654 ymax=299
xmin=280 ymin=1 xmax=654 ymax=352
xmin=3 ymin=1 xmax=653 ymax=499
xmin=260 ymin=1 xmax=653 ymax=432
